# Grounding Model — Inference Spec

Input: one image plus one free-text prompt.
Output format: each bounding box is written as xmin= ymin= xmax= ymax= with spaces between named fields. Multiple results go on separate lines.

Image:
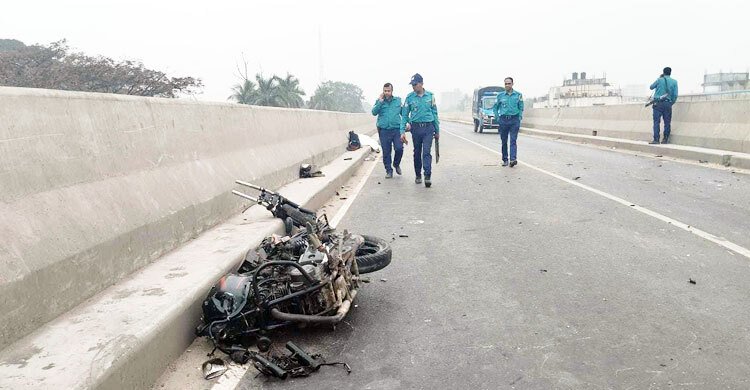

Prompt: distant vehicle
xmin=472 ymin=86 xmax=503 ymax=133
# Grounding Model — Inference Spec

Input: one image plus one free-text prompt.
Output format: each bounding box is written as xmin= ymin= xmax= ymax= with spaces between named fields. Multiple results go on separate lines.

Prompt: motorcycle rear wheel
xmin=355 ymin=235 xmax=392 ymax=273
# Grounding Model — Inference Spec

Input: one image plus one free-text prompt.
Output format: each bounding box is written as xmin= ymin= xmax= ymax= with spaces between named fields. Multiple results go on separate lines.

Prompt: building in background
xmin=702 ymin=72 xmax=750 ymax=93
xmin=534 ymin=72 xmax=628 ymax=108
xmin=530 ymin=70 xmax=750 ymax=108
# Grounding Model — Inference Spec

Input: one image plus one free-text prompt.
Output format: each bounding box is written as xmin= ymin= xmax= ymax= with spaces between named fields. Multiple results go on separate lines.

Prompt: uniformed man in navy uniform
xmin=401 ymin=73 xmax=440 ymax=188
xmin=492 ymin=77 xmax=524 ymax=167
xmin=371 ymin=82 xmax=403 ymax=178
xmin=649 ymin=67 xmax=678 ymax=144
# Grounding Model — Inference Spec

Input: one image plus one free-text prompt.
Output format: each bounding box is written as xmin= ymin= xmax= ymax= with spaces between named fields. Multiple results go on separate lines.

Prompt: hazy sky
xmin=3 ymin=0 xmax=749 ymax=104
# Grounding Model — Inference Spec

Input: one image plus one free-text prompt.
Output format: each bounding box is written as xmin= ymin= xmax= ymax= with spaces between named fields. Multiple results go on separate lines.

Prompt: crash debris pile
xmin=196 ymin=180 xmax=391 ymax=379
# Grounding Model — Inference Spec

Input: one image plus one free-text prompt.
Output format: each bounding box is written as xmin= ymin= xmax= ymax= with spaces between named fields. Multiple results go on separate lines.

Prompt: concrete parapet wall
xmin=523 ymin=100 xmax=750 ymax=153
xmin=0 ymin=87 xmax=372 ymax=349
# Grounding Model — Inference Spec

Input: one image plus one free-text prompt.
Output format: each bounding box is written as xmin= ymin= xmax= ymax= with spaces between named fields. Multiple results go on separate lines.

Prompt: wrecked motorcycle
xmin=196 ymin=181 xmax=391 ymax=358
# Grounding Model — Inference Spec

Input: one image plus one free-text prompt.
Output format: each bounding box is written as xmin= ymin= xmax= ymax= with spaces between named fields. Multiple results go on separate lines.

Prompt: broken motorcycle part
xmin=198 ymin=182 xmax=392 ymax=356
xmin=202 ymin=358 xmax=228 ymax=380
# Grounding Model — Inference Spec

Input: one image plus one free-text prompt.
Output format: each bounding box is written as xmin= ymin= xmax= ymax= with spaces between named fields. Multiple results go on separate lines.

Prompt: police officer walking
xmin=649 ymin=67 xmax=678 ymax=144
xmin=492 ymin=77 xmax=524 ymax=167
xmin=371 ymin=82 xmax=403 ymax=178
xmin=401 ymin=73 xmax=439 ymax=188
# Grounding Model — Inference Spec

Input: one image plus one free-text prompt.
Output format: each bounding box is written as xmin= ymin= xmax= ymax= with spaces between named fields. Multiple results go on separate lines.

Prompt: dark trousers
xmin=652 ymin=101 xmax=673 ymax=141
xmin=498 ymin=115 xmax=520 ymax=162
xmin=411 ymin=123 xmax=435 ymax=177
xmin=378 ymin=128 xmax=403 ymax=173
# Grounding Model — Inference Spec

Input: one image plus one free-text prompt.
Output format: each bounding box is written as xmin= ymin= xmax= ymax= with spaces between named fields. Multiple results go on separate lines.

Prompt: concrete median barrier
xmin=0 ymin=86 xmax=372 ymax=351
xmin=523 ymin=100 xmax=750 ymax=154
xmin=0 ymin=147 xmax=371 ymax=390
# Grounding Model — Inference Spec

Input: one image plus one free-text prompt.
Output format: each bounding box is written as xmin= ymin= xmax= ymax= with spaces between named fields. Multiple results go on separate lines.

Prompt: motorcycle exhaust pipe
xmin=270 ymin=290 xmax=357 ymax=324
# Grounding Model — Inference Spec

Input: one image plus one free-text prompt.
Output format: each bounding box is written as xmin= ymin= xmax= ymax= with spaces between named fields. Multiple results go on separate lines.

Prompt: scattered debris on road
xmin=398 ymin=234 xmax=409 ymax=238
xmin=245 ymin=342 xmax=351 ymax=380
xmin=573 ymin=176 xmax=581 ymax=180
xmin=699 ymin=160 xmax=708 ymax=164
xmin=689 ymin=278 xmax=697 ymax=285
xmin=199 ymin=181 xmax=393 ymax=363
xmin=202 ymin=358 xmax=228 ymax=380
xmin=299 ymin=164 xmax=324 ymax=178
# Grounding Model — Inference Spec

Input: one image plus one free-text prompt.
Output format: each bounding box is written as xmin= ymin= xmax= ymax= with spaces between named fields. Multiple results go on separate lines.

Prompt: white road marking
xmin=444 ymin=128 xmax=750 ymax=260
xmin=329 ymin=158 xmax=378 ymax=228
xmin=209 ymin=362 xmax=250 ymax=390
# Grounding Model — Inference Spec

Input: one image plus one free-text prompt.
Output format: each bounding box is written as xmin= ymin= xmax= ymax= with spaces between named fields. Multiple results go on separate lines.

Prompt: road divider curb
xmin=0 ymin=147 xmax=372 ymax=390
xmin=443 ymin=119 xmax=750 ymax=170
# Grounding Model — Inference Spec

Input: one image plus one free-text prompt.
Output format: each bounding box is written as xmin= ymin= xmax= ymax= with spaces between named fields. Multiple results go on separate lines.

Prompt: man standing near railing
xmin=649 ymin=67 xmax=679 ymax=144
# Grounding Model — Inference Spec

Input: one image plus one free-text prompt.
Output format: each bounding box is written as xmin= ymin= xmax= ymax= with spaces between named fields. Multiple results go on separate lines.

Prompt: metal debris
xmin=202 ymin=358 xmax=228 ymax=380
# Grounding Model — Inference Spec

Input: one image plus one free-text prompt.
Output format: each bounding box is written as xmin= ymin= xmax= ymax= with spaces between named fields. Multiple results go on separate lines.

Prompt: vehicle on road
xmin=472 ymin=86 xmax=503 ymax=133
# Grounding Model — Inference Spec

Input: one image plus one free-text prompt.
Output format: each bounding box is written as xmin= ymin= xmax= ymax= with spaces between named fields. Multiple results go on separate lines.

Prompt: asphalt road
xmin=240 ymin=121 xmax=750 ymax=389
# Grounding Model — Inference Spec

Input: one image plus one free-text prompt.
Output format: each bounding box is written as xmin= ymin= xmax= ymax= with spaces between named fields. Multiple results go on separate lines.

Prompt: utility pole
xmin=318 ymin=26 xmax=326 ymax=85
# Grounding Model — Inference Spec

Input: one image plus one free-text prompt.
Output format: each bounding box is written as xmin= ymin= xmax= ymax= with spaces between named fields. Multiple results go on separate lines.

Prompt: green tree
xmin=252 ymin=73 xmax=282 ymax=106
xmin=274 ymin=73 xmax=305 ymax=108
xmin=0 ymin=39 xmax=26 ymax=52
xmin=229 ymin=72 xmax=306 ymax=108
xmin=229 ymin=79 xmax=258 ymax=104
xmin=0 ymin=39 xmax=202 ymax=97
xmin=308 ymin=81 xmax=365 ymax=113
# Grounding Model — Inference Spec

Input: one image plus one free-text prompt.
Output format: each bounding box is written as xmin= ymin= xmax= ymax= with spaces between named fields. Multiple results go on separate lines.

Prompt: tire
xmin=479 ymin=123 xmax=484 ymax=133
xmin=355 ymin=235 xmax=392 ymax=274
xmin=473 ymin=120 xmax=479 ymax=133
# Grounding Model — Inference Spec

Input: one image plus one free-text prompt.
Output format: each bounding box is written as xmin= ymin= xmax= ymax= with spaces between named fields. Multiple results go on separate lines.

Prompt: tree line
xmin=0 ymin=39 xmax=202 ymax=98
xmin=0 ymin=39 xmax=366 ymax=112
xmin=229 ymin=74 xmax=365 ymax=113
